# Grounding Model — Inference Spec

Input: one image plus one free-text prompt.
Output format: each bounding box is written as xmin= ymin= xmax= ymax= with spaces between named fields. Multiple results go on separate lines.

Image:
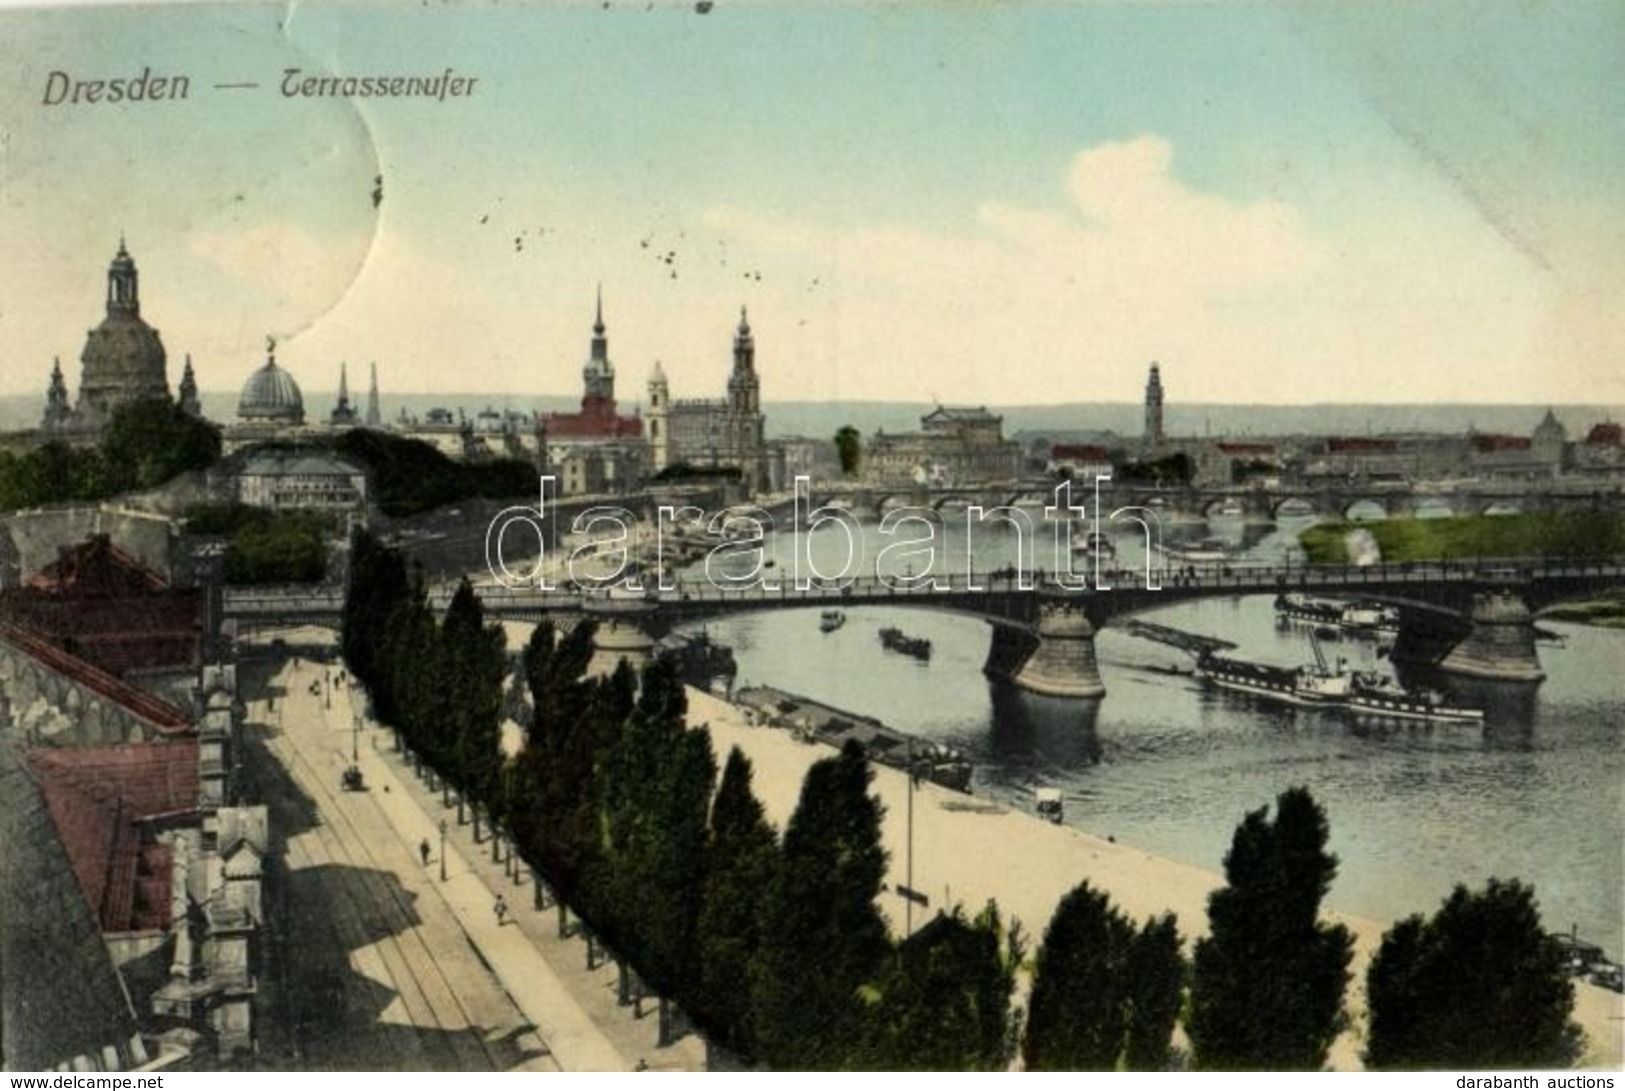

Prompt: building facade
xmin=863 ymin=406 xmax=1023 ymax=487
xmin=647 ymin=308 xmax=768 ymax=493
xmin=540 ymin=294 xmax=649 ymax=494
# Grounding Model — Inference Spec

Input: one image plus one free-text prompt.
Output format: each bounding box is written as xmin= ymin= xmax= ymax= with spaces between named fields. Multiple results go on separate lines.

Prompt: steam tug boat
xmin=1196 ymin=633 xmax=1482 ymax=724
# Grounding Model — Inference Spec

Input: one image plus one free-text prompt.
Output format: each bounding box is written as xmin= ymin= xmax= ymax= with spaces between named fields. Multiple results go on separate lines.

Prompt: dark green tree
xmin=510 ymin=618 xmax=602 ymax=905
xmin=1124 ymin=912 xmax=1185 ymax=1071
xmin=341 ymin=528 xmax=410 ymax=695
xmin=595 ymin=658 xmax=716 ymax=1003
xmin=1187 ymin=787 xmax=1353 ymax=1071
xmin=863 ymin=901 xmax=1021 ymax=1070
xmin=694 ymin=748 xmax=781 ymax=1062
xmin=440 ymin=579 xmax=508 ymax=837
xmin=834 ymin=425 xmax=862 ymax=477
xmin=1365 ymin=879 xmax=1581 ymax=1070
xmin=100 ymin=395 xmax=221 ymax=492
xmin=1023 ymin=881 xmax=1136 ymax=1070
xmin=752 ymin=740 xmax=891 ymax=1069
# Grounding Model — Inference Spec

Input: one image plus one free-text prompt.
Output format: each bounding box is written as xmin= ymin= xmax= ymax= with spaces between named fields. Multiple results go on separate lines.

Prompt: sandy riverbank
xmin=684 ymin=687 xmax=1623 ymax=1071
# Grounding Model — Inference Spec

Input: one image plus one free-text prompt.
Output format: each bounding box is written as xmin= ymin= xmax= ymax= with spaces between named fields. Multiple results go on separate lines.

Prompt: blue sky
xmin=1 ymin=1 xmax=1620 ymax=408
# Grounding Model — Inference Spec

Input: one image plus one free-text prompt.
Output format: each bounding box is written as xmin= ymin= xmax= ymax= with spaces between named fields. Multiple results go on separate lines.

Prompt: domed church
xmin=237 ymin=339 xmax=306 ymax=426
xmin=41 ymin=240 xmax=173 ymax=434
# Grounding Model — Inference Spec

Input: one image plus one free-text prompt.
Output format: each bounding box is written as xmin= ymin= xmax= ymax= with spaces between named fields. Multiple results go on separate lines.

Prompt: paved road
xmin=245 ymin=657 xmax=557 ymax=1071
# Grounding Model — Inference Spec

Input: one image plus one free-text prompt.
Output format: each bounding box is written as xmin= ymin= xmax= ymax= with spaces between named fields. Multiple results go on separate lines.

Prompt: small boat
xmin=1162 ymin=537 xmax=1235 ymax=564
xmin=1275 ymin=593 xmax=1344 ymax=627
xmin=1070 ymin=527 xmax=1116 ymax=557
xmin=1035 ymin=787 xmax=1064 ymax=824
xmin=1339 ymin=600 xmax=1400 ymax=635
xmin=879 ymin=626 xmax=932 ymax=661
xmin=819 ymin=609 xmax=846 ymax=633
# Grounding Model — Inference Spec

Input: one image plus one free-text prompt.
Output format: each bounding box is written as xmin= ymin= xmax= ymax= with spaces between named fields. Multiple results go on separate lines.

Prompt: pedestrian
xmin=419 ymin=838 xmax=430 ymax=867
xmin=493 ymin=894 xmax=508 ymax=926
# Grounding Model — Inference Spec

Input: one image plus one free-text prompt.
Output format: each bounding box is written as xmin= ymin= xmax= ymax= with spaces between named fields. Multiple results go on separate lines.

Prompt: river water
xmin=677 ymin=508 xmax=1624 ymax=950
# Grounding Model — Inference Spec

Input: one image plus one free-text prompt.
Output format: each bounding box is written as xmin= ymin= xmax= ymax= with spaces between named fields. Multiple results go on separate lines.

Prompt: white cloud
xmin=692 ymin=135 xmax=1572 ymax=406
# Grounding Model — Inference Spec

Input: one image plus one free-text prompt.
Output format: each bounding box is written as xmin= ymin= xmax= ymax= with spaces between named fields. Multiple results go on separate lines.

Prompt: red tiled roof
xmin=1470 ymin=434 xmax=1531 ymax=453
xmin=1327 ymin=437 xmax=1398 ymax=454
xmin=0 ymin=623 xmax=192 ymax=734
xmin=26 ymin=741 xmax=197 ymax=932
xmin=27 ymin=534 xmax=168 ymax=595
xmin=542 ymin=395 xmax=643 ymax=439
xmin=1585 ymin=422 xmax=1622 ymax=447
xmin=0 ymin=588 xmax=201 ymax=677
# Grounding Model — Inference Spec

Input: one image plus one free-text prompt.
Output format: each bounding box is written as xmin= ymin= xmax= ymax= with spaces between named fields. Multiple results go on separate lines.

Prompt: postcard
xmin=0 ymin=1 xmax=1620 ymax=1076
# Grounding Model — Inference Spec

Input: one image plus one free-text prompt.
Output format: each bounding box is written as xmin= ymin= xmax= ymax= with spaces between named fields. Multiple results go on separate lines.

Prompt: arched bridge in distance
xmin=222 ymin=556 xmax=1624 ymax=699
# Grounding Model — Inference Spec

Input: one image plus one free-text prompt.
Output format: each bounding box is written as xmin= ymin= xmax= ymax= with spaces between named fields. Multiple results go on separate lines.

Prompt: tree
xmin=862 ymin=902 xmax=1021 ymax=1070
xmin=1365 ymin=879 xmax=1582 ymax=1069
xmin=100 ymin=395 xmax=221 ymax=492
xmin=1124 ymin=912 xmax=1185 ymax=1071
xmin=1023 ymin=881 xmax=1135 ymax=1070
xmin=752 ymin=740 xmax=891 ymax=1069
xmin=595 ymin=658 xmax=716 ymax=1006
xmin=341 ymin=528 xmax=409 ymax=693
xmin=694 ymin=748 xmax=781 ymax=1063
xmin=1187 ymin=787 xmax=1353 ymax=1070
xmin=440 ymin=579 xmax=508 ymax=836
xmin=835 ymin=425 xmax=862 ymax=477
xmin=1023 ymin=885 xmax=1186 ymax=1072
xmin=510 ymin=618 xmax=602 ymax=905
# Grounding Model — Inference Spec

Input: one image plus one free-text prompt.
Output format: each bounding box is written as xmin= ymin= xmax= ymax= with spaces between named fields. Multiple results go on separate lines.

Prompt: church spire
xmin=365 ymin=362 xmax=381 ymax=426
xmin=330 ymin=362 xmax=358 ymax=426
xmin=177 ymin=354 xmax=201 ymax=417
xmin=583 ymin=288 xmax=614 ymax=407
xmin=42 ymin=356 xmax=72 ymax=430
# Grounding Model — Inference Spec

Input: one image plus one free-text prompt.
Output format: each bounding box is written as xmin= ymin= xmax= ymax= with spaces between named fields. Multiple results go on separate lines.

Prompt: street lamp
xmin=351 ymin=714 xmax=360 ymax=763
xmin=439 ymin=818 xmax=448 ymax=882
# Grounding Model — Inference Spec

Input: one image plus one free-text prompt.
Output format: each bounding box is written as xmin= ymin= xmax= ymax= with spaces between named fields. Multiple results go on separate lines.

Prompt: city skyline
xmin=0 ymin=3 xmax=1620 ymax=408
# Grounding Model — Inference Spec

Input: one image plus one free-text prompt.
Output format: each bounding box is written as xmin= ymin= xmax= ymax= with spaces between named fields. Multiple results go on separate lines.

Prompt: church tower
xmin=726 ymin=307 xmax=766 ymax=491
xmin=582 ymin=287 xmax=615 ymax=413
xmin=647 ymin=360 xmax=670 ymax=471
xmin=365 ymin=362 xmax=381 ymax=426
xmin=177 ymin=355 xmax=201 ymax=417
xmin=64 ymin=240 xmax=171 ymax=431
xmin=42 ymin=357 xmax=72 ymax=431
xmin=1143 ymin=362 xmax=1165 ymax=450
xmin=330 ymin=362 xmax=358 ymax=426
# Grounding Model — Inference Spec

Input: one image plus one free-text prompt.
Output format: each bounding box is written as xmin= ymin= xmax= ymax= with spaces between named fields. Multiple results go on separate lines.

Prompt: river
xmin=676 ymin=508 xmax=1624 ymax=951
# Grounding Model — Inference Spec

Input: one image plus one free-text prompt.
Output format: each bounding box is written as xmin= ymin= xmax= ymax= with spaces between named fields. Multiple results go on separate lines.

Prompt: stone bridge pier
xmin=984 ymin=598 xmax=1106 ymax=699
xmin=584 ymin=601 xmax=657 ymax=679
xmin=1437 ymin=590 xmax=1546 ymax=682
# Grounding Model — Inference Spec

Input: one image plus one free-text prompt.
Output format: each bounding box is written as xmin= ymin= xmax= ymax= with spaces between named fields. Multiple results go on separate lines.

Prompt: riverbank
xmin=1299 ymin=512 xmax=1625 ymax=565
xmin=1540 ymin=591 xmax=1625 ymax=629
xmin=683 ymin=686 xmax=1624 ymax=1071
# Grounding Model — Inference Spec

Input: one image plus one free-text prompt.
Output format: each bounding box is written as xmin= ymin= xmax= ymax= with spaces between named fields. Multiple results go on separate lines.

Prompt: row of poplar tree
xmin=341 ymin=529 xmax=1582 ymax=1070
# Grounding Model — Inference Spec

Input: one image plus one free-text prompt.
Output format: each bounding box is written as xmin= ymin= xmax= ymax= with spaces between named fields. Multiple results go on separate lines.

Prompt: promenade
xmin=249 ymin=646 xmax=706 ymax=1071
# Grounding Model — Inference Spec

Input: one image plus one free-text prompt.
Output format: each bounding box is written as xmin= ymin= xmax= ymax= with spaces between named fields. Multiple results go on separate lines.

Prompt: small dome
xmin=238 ymin=355 xmax=305 ymax=424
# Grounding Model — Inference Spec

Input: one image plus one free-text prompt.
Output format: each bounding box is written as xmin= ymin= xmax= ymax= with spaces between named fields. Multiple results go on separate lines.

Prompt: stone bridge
xmin=222 ymin=556 xmax=1624 ymax=699
xmin=790 ymin=478 xmax=1624 ymax=524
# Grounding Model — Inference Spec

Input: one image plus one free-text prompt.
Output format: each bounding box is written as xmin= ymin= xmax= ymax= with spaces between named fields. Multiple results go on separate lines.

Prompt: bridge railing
xmin=220 ymin=556 xmax=1623 ymax=619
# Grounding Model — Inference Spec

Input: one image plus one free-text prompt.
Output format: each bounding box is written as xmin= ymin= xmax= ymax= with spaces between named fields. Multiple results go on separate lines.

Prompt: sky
xmin=0 ymin=1 xmax=1621 ymax=410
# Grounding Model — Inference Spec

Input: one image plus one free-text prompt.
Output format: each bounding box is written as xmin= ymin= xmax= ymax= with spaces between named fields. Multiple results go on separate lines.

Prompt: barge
xmin=735 ymin=685 xmax=973 ymax=792
xmin=879 ymin=626 xmax=932 ymax=661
